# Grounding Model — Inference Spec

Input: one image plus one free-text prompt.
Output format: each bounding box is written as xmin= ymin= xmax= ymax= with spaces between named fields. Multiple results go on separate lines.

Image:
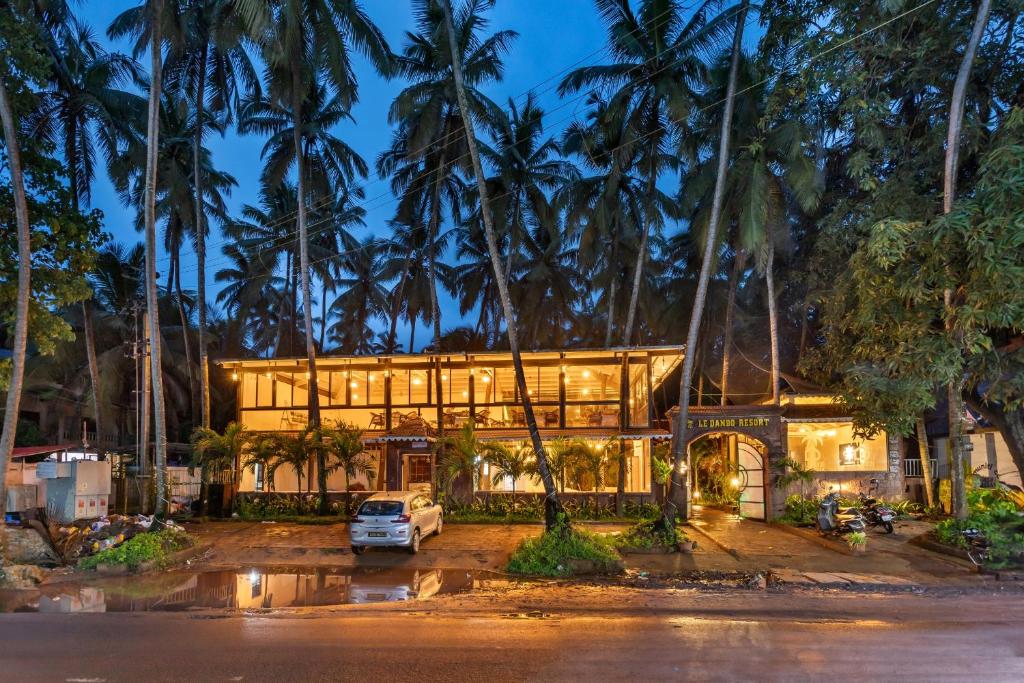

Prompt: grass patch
xmin=78 ymin=529 xmax=195 ymax=572
xmin=507 ymin=523 xmax=622 ymax=577
xmin=934 ymin=488 xmax=1024 ymax=568
xmin=613 ymin=519 xmax=684 ymax=550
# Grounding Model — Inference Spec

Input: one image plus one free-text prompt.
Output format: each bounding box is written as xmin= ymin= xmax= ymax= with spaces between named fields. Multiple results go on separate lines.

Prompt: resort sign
xmin=686 ymin=416 xmax=773 ymax=430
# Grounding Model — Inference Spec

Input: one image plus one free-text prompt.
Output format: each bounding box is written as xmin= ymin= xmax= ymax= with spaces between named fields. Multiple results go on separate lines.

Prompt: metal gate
xmin=737 ymin=441 xmax=765 ymax=519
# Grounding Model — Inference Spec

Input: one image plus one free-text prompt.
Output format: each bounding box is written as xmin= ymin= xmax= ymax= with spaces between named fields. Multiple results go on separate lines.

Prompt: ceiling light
xmin=352 ymin=393 xmax=359 ymax=400
xmin=231 ymin=372 xmax=238 ymax=381
xmin=481 ymin=375 xmax=490 ymax=384
xmin=581 ymin=387 xmax=590 ymax=396
xmin=441 ymin=373 xmax=449 ymax=381
xmin=350 ymin=381 xmax=358 ymax=388
xmin=412 ymin=377 xmax=422 ymax=386
xmin=582 ymin=369 xmax=591 ymax=379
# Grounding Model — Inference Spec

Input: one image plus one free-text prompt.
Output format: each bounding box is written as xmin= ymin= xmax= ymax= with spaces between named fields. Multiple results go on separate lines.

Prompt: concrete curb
xmin=769 ymin=522 xmax=852 ymax=556
xmin=684 ymin=523 xmax=741 ymax=560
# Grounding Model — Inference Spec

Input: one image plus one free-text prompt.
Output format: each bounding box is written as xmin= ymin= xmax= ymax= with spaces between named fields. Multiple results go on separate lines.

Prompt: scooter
xmin=858 ymin=492 xmax=896 ymax=534
xmin=816 ymin=490 xmax=866 ymax=535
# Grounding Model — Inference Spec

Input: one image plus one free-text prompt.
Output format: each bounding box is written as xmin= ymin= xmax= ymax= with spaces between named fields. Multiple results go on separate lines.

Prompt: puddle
xmin=0 ymin=567 xmax=491 ymax=613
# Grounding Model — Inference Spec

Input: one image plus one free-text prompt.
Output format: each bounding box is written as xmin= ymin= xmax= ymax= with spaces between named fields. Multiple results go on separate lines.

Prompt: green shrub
xmin=507 ymin=521 xmax=622 ymax=576
xmin=79 ymin=530 xmax=195 ymax=571
xmin=778 ymin=494 xmax=819 ymax=526
xmin=935 ymin=488 xmax=1024 ymax=567
xmin=613 ymin=519 xmax=683 ymax=549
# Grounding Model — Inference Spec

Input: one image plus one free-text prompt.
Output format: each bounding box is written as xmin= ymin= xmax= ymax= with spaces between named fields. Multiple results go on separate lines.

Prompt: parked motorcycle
xmin=857 ymin=492 xmax=896 ymax=534
xmin=816 ymin=490 xmax=867 ymax=535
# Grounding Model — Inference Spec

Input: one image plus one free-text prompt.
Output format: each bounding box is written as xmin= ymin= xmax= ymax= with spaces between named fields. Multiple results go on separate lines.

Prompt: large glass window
xmin=787 ymin=422 xmax=888 ymax=471
xmin=628 ymin=362 xmax=649 ymax=427
xmin=241 ymin=373 xmax=257 ymax=408
xmin=393 ymin=369 xmax=431 ymax=406
xmin=441 ymin=368 xmax=471 ymax=405
xmin=563 ymin=364 xmax=619 ymax=402
xmin=327 ymin=371 xmax=347 ymax=406
xmin=256 ymin=373 xmax=273 ymax=407
xmin=275 ymin=373 xmax=293 ymax=407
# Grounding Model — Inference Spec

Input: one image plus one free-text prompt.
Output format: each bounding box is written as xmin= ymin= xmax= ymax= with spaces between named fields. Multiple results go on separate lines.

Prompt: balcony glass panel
xmin=256 ymin=373 xmax=273 ymax=407
xmin=241 ymin=374 xmax=257 ymax=408
xmin=275 ymin=373 xmax=293 ymax=407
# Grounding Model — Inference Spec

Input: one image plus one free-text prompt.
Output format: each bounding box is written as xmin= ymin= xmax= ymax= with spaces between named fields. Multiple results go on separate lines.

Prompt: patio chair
xmin=543 ymin=409 xmax=559 ymax=428
xmin=368 ymin=411 xmax=386 ymax=429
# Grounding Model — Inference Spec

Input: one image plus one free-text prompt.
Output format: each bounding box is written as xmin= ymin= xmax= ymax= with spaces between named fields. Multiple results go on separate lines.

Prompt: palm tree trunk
xmin=174 ymin=249 xmax=199 ymax=425
xmin=144 ymin=0 xmax=169 ymax=520
xmin=409 ymin=315 xmax=416 ymax=353
xmin=276 ymin=250 xmax=291 ymax=354
xmin=319 ymin=280 xmax=329 ymax=351
xmin=0 ymin=77 xmax=33 ymax=518
xmin=622 ymin=152 xmax=658 ymax=345
xmin=387 ymin=245 xmax=414 ymax=352
xmin=915 ymin=417 xmax=936 ymax=508
xmin=82 ymin=301 xmax=104 ymax=456
xmin=765 ymin=234 xmax=781 ymax=406
xmin=666 ymin=0 xmax=749 ymax=526
xmin=194 ymin=42 xmax=211 ymax=429
xmin=503 ymin=193 xmax=521 ymax=290
xmin=603 ymin=225 xmax=620 ymax=347
xmin=290 ymin=68 xmax=326 ymax=514
xmin=944 ymin=0 xmax=992 ymax=521
xmin=441 ymin=0 xmax=563 ymax=530
xmin=721 ymin=249 xmax=746 ymax=406
xmin=427 ymin=152 xmax=447 ymax=352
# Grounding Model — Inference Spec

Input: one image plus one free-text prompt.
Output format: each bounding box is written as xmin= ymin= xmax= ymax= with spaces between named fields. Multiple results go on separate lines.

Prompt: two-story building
xmin=218 ymin=346 xmax=683 ymax=498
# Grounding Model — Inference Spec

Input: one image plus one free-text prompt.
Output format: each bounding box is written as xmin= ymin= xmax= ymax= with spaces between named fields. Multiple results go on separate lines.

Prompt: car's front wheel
xmin=351 ymin=545 xmax=366 ymax=555
xmin=408 ymin=529 xmax=421 ymax=555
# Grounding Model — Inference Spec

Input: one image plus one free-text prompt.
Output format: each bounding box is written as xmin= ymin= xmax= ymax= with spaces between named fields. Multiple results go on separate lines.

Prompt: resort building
xmin=218 ymin=346 xmax=683 ymax=498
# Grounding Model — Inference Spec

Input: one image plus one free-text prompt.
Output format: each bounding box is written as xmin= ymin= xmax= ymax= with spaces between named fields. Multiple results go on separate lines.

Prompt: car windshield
xmin=358 ymin=500 xmax=404 ymax=516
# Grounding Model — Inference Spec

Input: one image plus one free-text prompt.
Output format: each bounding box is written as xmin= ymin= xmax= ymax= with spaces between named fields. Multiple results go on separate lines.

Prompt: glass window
xmin=442 ymin=368 xmax=471 ymax=405
xmin=366 ymin=370 xmax=384 ymax=404
xmin=409 ymin=369 xmax=430 ymax=404
xmin=391 ymin=369 xmax=411 ymax=406
xmin=629 ymin=362 xmax=649 ymax=427
xmin=475 ymin=367 xmax=514 ymax=404
xmin=241 ymin=373 xmax=257 ymax=408
xmin=327 ymin=372 xmax=347 ymax=406
xmin=566 ymin=404 xmax=620 ymax=428
xmin=292 ymin=374 xmax=307 ymax=405
xmin=347 ymin=370 xmax=368 ymax=406
xmin=276 ymin=373 xmax=293 ymax=407
xmin=533 ymin=365 xmax=560 ymax=402
xmin=787 ymin=423 xmax=888 ymax=471
xmin=564 ymin=364 xmax=619 ymax=402
xmin=256 ymin=373 xmax=273 ymax=407
xmin=358 ymin=500 xmax=403 ymax=516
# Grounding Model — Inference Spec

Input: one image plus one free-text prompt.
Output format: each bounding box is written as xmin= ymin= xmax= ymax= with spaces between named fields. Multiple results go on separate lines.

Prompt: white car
xmin=349 ymin=491 xmax=443 ymax=555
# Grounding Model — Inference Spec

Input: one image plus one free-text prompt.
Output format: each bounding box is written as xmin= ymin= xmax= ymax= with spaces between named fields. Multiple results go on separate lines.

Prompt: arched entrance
xmin=688 ymin=431 xmax=769 ymax=520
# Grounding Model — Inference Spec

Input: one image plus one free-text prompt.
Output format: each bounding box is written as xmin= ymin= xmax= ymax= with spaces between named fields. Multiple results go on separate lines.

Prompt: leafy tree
xmin=189 ymin=421 xmax=249 ymax=512
xmin=434 ymin=420 xmax=482 ymax=503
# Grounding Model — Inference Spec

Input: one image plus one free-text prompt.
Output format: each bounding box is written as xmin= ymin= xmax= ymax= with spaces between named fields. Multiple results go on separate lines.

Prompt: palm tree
xmin=238 ymin=0 xmax=391 ymax=514
xmin=28 ymin=12 xmax=143 ymax=457
xmin=0 ymin=36 xmax=35 ymax=514
xmin=244 ymin=433 xmax=279 ymax=491
xmin=321 ymin=421 xmax=374 ymax=514
xmin=327 ymin=237 xmax=388 ymax=353
xmin=110 ymin=0 xmax=186 ymax=518
xmin=480 ymin=93 xmax=574 ymax=288
xmin=682 ymin=54 xmax=822 ymax=406
xmin=189 ymin=421 xmax=249 ymax=513
xmin=667 ymin=0 xmax=751 ymax=524
xmin=384 ymin=0 xmax=513 ymax=356
xmin=481 ymin=441 xmax=533 ymax=512
xmin=559 ymin=0 xmax=735 ymax=346
xmin=434 ymin=421 xmax=482 ymax=504
xmin=440 ymin=0 xmax=563 ymax=529
xmin=168 ymin=0 xmax=258 ymax=430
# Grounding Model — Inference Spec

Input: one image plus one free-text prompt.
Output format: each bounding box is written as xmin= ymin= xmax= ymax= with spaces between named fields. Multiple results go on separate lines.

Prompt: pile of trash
xmin=48 ymin=515 xmax=186 ymax=563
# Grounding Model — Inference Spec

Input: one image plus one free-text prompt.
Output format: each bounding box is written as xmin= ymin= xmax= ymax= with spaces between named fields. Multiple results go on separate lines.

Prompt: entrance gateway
xmin=669 ymin=405 xmax=786 ymax=521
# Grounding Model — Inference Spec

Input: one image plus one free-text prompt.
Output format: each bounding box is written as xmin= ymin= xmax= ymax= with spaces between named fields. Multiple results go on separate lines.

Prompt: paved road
xmin=2 ymin=590 xmax=1021 ymax=682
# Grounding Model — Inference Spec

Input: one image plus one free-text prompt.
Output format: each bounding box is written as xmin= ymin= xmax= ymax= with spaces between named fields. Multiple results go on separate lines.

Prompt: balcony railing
xmin=904 ymin=459 xmax=938 ymax=478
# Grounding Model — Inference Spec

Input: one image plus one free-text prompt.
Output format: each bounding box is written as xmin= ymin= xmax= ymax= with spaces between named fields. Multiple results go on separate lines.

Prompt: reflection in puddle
xmin=0 ymin=567 xmax=485 ymax=613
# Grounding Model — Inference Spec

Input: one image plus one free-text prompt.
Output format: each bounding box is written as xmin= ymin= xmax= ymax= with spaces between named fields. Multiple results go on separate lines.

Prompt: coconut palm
xmin=668 ymin=0 xmax=751 ymax=524
xmin=434 ymin=420 xmax=483 ymax=504
xmin=559 ymin=0 xmax=736 ymax=346
xmin=481 ymin=441 xmax=534 ymax=511
xmin=189 ymin=421 xmax=249 ymax=512
xmin=27 ymin=12 xmax=143 ymax=458
xmin=107 ymin=0 xmax=188 ymax=515
xmin=327 ymin=237 xmax=388 ymax=354
xmin=321 ymin=421 xmax=374 ymax=514
xmin=166 ymin=0 xmax=259 ymax=429
xmin=383 ymin=0 xmax=513 ymax=355
xmin=440 ymin=0 xmax=563 ymax=529
xmin=244 ymin=433 xmax=279 ymax=491
xmin=237 ymin=0 xmax=391 ymax=513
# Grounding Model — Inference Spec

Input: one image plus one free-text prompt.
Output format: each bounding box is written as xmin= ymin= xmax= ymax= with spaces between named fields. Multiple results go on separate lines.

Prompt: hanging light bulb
xmin=350 ymin=380 xmax=358 ymax=388
xmin=582 ymin=369 xmax=591 ymax=379
xmin=231 ymin=372 xmax=239 ymax=381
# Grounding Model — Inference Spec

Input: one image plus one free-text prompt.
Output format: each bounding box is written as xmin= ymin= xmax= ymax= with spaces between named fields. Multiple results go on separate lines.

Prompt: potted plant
xmin=847 ymin=531 xmax=867 ymax=554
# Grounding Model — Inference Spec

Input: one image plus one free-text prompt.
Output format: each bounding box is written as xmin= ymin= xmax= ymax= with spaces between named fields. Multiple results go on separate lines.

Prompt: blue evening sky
xmin=82 ymin=1 xmax=679 ymax=349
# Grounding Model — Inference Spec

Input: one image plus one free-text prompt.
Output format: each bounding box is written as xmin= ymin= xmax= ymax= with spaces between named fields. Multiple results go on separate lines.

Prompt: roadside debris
xmin=29 ymin=514 xmax=187 ymax=566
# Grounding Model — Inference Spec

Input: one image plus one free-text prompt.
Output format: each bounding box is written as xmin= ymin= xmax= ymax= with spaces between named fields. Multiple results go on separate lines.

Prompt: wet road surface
xmin=2 ymin=588 xmax=1021 ymax=682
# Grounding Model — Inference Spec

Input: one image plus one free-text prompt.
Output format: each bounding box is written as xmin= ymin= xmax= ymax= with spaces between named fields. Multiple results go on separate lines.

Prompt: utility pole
xmin=124 ymin=300 xmax=151 ymax=512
